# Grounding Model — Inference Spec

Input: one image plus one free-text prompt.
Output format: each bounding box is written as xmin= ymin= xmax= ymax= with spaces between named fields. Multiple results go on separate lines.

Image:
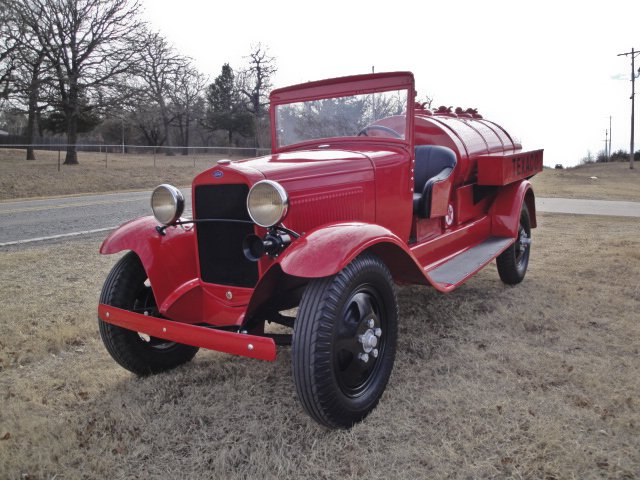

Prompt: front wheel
xmin=496 ymin=204 xmax=532 ymax=285
xmin=98 ymin=251 xmax=199 ymax=375
xmin=292 ymin=253 xmax=398 ymax=429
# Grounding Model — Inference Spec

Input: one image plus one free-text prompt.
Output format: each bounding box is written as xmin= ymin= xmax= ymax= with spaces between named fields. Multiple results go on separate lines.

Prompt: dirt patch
xmin=532 ymin=162 xmax=640 ymax=201
xmin=1 ymin=213 xmax=639 ymax=478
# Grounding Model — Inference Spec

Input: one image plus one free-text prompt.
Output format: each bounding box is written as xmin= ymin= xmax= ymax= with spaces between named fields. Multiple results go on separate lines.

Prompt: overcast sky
xmin=144 ymin=0 xmax=640 ymax=166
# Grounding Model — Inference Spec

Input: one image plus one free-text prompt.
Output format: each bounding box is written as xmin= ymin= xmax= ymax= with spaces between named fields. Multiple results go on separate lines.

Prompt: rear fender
xmin=489 ymin=180 xmax=537 ymax=238
xmin=100 ymin=216 xmax=198 ymax=309
xmin=276 ymin=222 xmax=427 ymax=284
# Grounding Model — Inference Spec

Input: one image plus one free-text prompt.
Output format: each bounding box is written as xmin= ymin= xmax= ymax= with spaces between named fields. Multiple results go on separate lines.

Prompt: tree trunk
xmin=26 ymin=53 xmax=44 ymax=161
xmin=182 ymin=115 xmax=190 ymax=156
xmin=163 ymin=117 xmax=173 ymax=156
xmin=253 ymin=116 xmax=260 ymax=149
xmin=63 ymin=80 xmax=79 ymax=165
xmin=64 ymin=115 xmax=79 ymax=165
xmin=26 ymin=106 xmax=37 ymax=160
xmin=160 ymin=103 xmax=173 ymax=156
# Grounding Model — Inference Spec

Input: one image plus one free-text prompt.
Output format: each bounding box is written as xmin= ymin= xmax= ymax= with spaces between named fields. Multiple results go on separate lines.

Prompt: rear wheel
xmin=292 ymin=253 xmax=398 ymax=429
xmin=496 ymin=204 xmax=531 ymax=285
xmin=98 ymin=252 xmax=199 ymax=375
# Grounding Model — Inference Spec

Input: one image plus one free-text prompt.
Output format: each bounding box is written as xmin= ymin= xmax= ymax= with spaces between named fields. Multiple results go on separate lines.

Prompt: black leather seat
xmin=413 ymin=145 xmax=457 ymax=217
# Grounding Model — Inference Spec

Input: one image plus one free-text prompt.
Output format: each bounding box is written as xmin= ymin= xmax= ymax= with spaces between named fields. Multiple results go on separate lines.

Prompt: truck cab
xmin=97 ymin=72 xmax=543 ymax=429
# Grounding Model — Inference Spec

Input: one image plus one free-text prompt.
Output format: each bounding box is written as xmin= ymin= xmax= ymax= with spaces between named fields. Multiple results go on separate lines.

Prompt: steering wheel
xmin=357 ymin=125 xmax=402 ymax=138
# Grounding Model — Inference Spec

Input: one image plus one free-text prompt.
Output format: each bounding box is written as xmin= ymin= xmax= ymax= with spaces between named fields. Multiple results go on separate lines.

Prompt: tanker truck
xmin=97 ymin=72 xmax=543 ymax=429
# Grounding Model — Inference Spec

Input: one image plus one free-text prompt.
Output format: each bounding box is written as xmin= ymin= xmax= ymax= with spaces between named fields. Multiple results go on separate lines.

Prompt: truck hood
xmin=232 ymin=149 xmax=373 ymax=186
xmin=219 ymin=149 xmax=377 ymax=234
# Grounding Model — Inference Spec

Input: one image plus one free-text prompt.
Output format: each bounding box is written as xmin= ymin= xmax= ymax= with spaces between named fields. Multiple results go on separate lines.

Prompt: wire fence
xmin=0 ymin=143 xmax=272 ymax=171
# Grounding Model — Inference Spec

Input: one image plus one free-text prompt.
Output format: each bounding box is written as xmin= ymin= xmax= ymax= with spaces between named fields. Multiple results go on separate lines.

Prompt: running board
xmin=425 ymin=236 xmax=513 ymax=291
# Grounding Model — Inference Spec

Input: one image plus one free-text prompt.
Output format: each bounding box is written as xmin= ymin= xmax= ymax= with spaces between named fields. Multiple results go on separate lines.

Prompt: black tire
xmin=292 ymin=253 xmax=398 ymax=429
xmin=496 ymin=204 xmax=531 ymax=285
xmin=98 ymin=251 xmax=199 ymax=375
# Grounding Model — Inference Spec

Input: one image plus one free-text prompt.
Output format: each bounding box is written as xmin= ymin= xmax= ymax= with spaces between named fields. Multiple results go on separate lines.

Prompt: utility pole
xmin=617 ymin=48 xmax=640 ymax=169
xmin=609 ymin=115 xmax=612 ymax=160
xmin=604 ymin=129 xmax=608 ymax=160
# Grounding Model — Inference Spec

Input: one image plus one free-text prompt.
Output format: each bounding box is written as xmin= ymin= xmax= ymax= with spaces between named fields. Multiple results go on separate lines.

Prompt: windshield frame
xmin=269 ymin=72 xmax=415 ymax=154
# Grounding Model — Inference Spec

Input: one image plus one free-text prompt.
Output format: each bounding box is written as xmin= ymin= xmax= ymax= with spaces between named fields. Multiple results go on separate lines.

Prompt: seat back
xmin=414 ymin=145 xmax=457 ymax=192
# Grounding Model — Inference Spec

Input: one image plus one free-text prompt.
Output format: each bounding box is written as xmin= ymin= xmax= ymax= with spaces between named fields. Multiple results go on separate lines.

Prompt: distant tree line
xmin=581 ymin=149 xmax=640 ymax=165
xmin=0 ymin=0 xmax=276 ymax=164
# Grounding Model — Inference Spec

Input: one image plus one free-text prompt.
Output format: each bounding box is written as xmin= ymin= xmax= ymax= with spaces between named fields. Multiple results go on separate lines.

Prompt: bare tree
xmin=0 ymin=2 xmax=19 ymax=102
xmin=133 ymin=31 xmax=188 ymax=154
xmin=0 ymin=3 xmax=54 ymax=159
xmin=238 ymin=44 xmax=277 ymax=118
xmin=238 ymin=44 xmax=277 ymax=148
xmin=171 ymin=64 xmax=206 ymax=155
xmin=131 ymin=103 xmax=166 ymax=147
xmin=18 ymin=49 xmax=49 ymax=160
xmin=9 ymin=0 xmax=143 ymax=164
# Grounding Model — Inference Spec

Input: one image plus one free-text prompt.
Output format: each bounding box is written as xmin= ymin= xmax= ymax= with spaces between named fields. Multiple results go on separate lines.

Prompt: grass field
xmin=1 ymin=213 xmax=639 ymax=479
xmin=531 ymin=162 xmax=640 ymax=202
xmin=2 ymin=148 xmax=640 ymax=202
xmin=0 ymin=148 xmax=226 ymax=200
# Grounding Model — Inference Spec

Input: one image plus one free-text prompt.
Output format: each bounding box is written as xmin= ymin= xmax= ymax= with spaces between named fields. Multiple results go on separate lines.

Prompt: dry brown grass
xmin=532 ymin=162 xmax=640 ymax=201
xmin=1 ymin=213 xmax=639 ymax=479
xmin=0 ymin=148 xmax=229 ymax=200
xmin=2 ymin=148 xmax=640 ymax=203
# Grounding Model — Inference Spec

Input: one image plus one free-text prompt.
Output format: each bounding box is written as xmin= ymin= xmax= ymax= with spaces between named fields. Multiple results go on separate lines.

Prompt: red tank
xmin=414 ymin=106 xmax=521 ymax=184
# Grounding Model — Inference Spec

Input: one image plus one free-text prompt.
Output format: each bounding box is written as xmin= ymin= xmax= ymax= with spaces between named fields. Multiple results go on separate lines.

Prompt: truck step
xmin=427 ymin=236 xmax=513 ymax=289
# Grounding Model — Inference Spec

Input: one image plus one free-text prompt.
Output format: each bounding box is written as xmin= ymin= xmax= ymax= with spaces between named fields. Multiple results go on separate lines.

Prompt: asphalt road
xmin=0 ymin=189 xmax=193 ymax=247
xmin=536 ymin=197 xmax=640 ymax=217
xmin=0 ymin=190 xmax=638 ymax=248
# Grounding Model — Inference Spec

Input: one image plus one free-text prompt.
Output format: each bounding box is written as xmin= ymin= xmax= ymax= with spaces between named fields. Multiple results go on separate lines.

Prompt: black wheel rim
xmin=132 ymin=283 xmax=176 ymax=350
xmin=333 ymin=285 xmax=386 ymax=398
xmin=515 ymin=222 xmax=531 ymax=272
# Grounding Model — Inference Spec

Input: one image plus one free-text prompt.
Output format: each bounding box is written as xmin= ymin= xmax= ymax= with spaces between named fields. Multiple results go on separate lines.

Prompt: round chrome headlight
xmin=247 ymin=180 xmax=289 ymax=228
xmin=151 ymin=184 xmax=184 ymax=225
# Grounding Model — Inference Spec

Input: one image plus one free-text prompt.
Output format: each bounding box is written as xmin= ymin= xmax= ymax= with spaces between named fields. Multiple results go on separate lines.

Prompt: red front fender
xmin=100 ymin=217 xmax=253 ymax=327
xmin=276 ymin=222 xmax=424 ymax=281
xmin=100 ymin=216 xmax=200 ymax=316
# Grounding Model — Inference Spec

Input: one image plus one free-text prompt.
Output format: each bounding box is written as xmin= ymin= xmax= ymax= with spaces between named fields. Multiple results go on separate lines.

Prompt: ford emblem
xmin=213 ymin=170 xmax=224 ymax=178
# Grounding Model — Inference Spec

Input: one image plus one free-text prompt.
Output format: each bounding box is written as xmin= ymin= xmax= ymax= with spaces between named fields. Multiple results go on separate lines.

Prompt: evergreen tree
xmin=204 ymin=64 xmax=253 ymax=145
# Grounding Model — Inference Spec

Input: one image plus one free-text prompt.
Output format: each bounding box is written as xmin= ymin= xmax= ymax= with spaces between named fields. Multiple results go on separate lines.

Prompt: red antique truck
xmin=98 ymin=72 xmax=542 ymax=429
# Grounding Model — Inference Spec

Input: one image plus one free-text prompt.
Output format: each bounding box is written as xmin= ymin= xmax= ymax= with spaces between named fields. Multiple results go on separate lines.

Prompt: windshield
xmin=275 ymin=89 xmax=408 ymax=148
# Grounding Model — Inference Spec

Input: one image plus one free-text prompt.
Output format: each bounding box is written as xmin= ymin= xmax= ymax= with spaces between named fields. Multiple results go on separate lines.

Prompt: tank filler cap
xmin=434 ymin=106 xmax=457 ymax=117
xmin=414 ymin=101 xmax=433 ymax=115
xmin=455 ymin=107 xmax=472 ymax=118
xmin=466 ymin=107 xmax=483 ymax=119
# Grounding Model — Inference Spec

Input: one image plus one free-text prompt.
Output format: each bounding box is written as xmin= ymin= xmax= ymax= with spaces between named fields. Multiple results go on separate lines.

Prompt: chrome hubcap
xmin=359 ymin=328 xmax=379 ymax=353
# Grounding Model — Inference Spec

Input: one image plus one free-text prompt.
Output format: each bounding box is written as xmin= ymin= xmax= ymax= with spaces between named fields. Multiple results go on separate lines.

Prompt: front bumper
xmin=98 ymin=304 xmax=277 ymax=361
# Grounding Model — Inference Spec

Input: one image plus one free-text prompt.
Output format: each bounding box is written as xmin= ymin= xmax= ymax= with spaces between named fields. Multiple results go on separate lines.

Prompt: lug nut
xmin=358 ymin=353 xmax=370 ymax=363
xmin=358 ymin=334 xmax=364 ymax=344
xmin=372 ymin=349 xmax=379 ymax=358
xmin=367 ymin=319 xmax=375 ymax=328
xmin=374 ymin=328 xmax=382 ymax=337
